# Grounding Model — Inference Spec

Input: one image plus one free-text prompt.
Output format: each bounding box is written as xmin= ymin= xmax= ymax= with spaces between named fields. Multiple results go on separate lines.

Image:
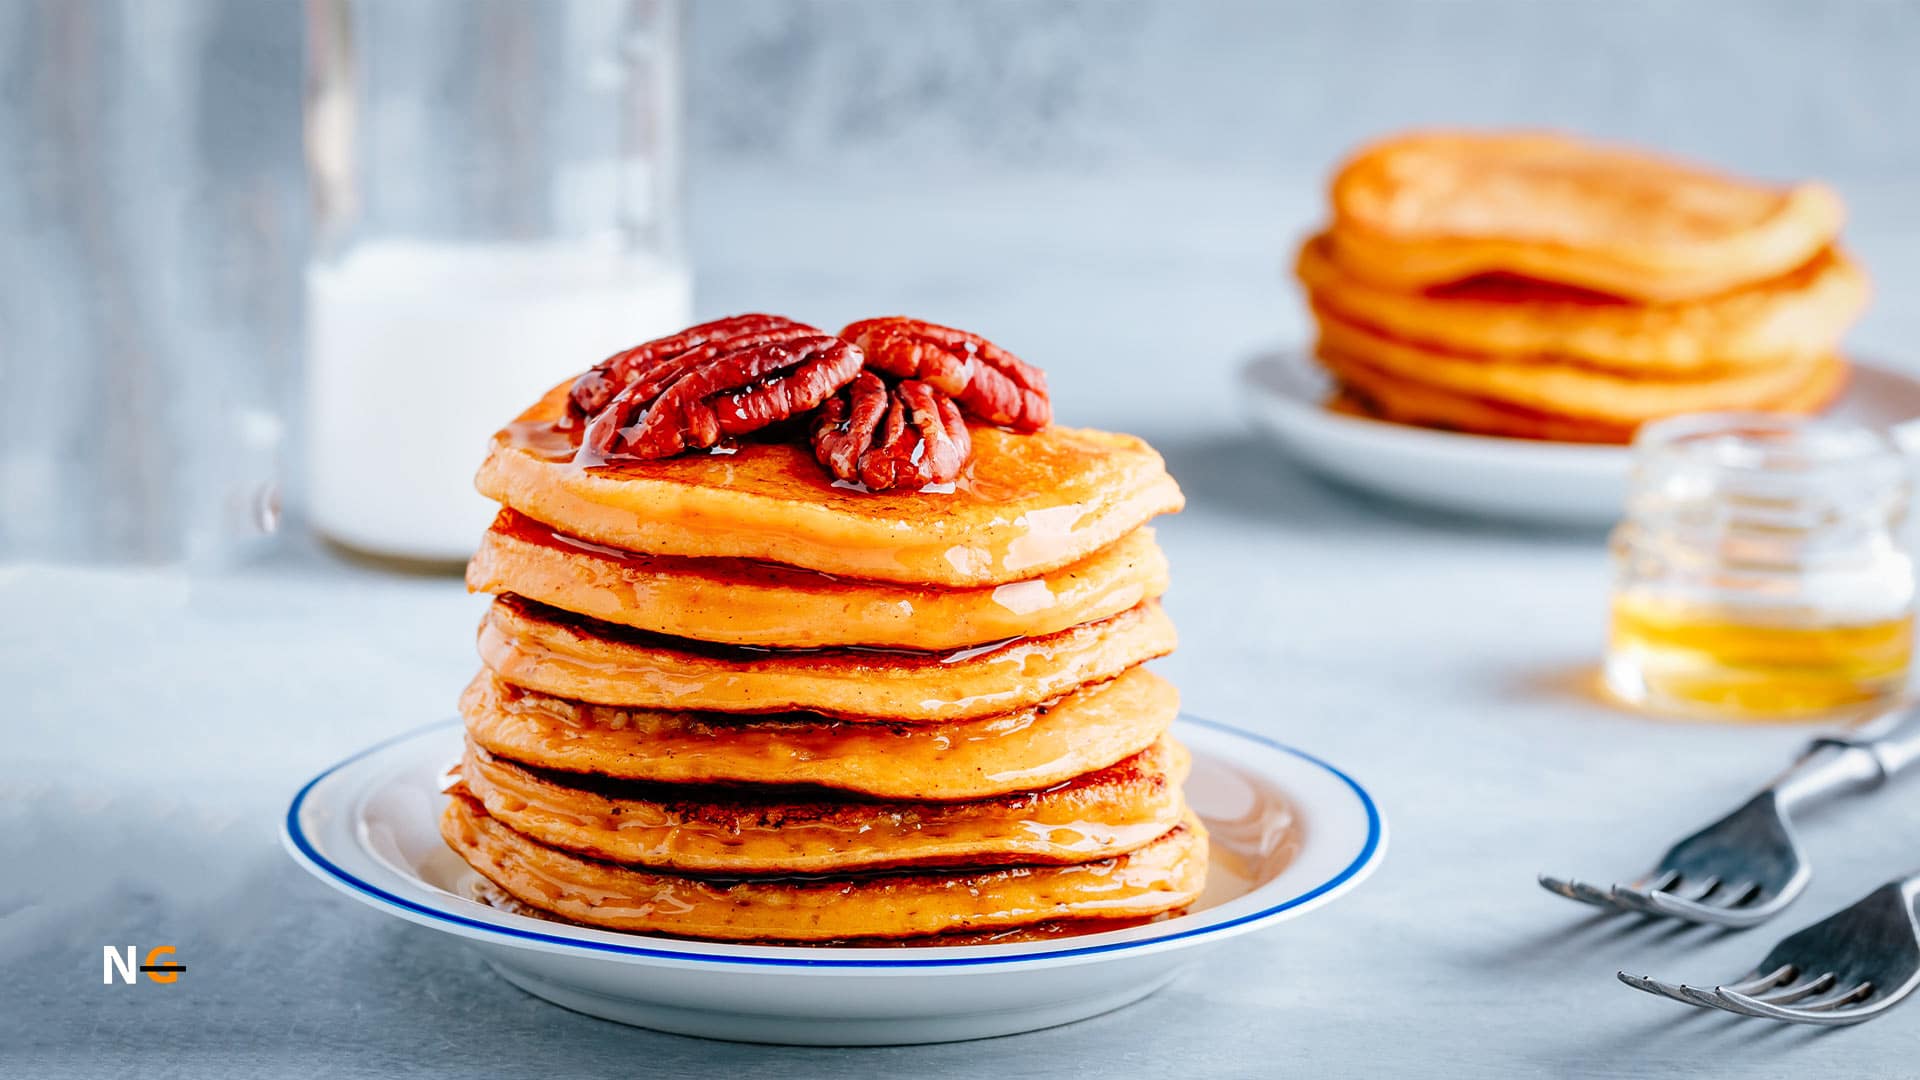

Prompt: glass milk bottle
xmin=303 ymin=0 xmax=691 ymax=564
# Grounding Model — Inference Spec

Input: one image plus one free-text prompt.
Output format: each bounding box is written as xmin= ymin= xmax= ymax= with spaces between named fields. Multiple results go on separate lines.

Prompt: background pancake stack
xmin=440 ymin=366 xmax=1206 ymax=944
xmin=1297 ymin=130 xmax=1869 ymax=443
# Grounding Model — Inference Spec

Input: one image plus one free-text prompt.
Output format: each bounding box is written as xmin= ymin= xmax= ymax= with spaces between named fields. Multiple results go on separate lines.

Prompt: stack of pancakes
xmin=440 ymin=380 xmax=1206 ymax=943
xmin=1298 ymin=131 xmax=1868 ymax=443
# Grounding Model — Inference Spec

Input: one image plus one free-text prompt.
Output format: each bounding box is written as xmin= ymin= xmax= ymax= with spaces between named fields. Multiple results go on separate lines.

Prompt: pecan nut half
xmin=811 ymin=372 xmax=972 ymax=491
xmin=568 ymin=314 xmax=819 ymax=421
xmin=583 ymin=334 xmax=864 ymax=459
xmin=839 ymin=317 xmax=1050 ymax=431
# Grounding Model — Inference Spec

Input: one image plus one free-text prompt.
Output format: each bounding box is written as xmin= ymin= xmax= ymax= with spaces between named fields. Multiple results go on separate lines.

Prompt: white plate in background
xmin=1241 ymin=349 xmax=1920 ymax=528
xmin=283 ymin=717 xmax=1385 ymax=1046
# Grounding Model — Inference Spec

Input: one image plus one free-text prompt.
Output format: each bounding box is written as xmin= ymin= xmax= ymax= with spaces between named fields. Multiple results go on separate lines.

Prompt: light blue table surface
xmin=11 ymin=1 xmax=1920 ymax=1072
xmin=10 ymin=170 xmax=1920 ymax=1078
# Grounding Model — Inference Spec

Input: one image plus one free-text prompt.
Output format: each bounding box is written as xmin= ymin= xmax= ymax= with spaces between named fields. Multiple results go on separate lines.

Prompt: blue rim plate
xmin=282 ymin=714 xmax=1386 ymax=972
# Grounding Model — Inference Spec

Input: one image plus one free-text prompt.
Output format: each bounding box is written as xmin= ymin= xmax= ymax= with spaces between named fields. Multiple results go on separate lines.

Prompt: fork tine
xmin=1538 ymin=875 xmax=1624 ymax=910
xmin=1692 ymin=970 xmax=1823 ymax=1017
xmin=1618 ymin=885 xmax=1787 ymax=929
xmin=1591 ymin=871 xmax=1683 ymax=915
xmin=1613 ymin=883 xmax=1706 ymax=918
xmin=1536 ymin=874 xmax=1578 ymax=899
xmin=1675 ymin=876 xmax=1723 ymax=902
xmin=1750 ymin=971 xmax=1837 ymax=1006
xmin=1677 ymin=984 xmax=1754 ymax=1014
xmin=1714 ymin=987 xmax=1887 ymax=1027
xmin=1722 ymin=965 xmax=1797 ymax=995
xmin=1617 ymin=972 xmax=1704 ymax=1006
xmin=1617 ymin=966 xmax=1823 ymax=1017
xmin=1687 ymin=879 xmax=1762 ymax=908
xmin=1537 ymin=874 xmax=1591 ymax=902
xmin=1608 ymin=885 xmax=1666 ymax=915
xmin=1790 ymin=982 xmax=1874 ymax=1011
xmin=1572 ymin=883 xmax=1622 ymax=909
xmin=1641 ymin=868 xmax=1682 ymax=893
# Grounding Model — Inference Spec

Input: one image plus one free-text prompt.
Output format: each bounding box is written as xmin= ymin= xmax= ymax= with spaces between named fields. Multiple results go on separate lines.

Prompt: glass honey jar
xmin=1606 ymin=413 xmax=1916 ymax=720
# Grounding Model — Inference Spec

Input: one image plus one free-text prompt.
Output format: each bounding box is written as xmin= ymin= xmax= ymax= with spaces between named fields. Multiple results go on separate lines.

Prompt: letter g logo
xmin=144 ymin=946 xmax=182 ymax=985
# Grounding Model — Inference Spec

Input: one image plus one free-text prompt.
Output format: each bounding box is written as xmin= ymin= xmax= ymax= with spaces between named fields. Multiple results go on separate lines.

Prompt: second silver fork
xmin=1540 ymin=703 xmax=1920 ymax=927
xmin=1620 ymin=874 xmax=1920 ymax=1026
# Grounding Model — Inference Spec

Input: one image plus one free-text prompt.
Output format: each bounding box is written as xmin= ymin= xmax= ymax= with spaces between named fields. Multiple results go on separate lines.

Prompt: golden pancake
xmin=469 ymin=509 xmax=1170 ymax=650
xmin=1323 ymin=347 xmax=1846 ymax=444
xmin=461 ymin=665 xmax=1178 ymax=801
xmin=1312 ymin=303 xmax=1841 ymax=425
xmin=479 ymin=593 xmax=1178 ymax=722
xmin=1328 ymin=130 xmax=1845 ymax=301
xmin=1298 ymin=234 xmax=1866 ymax=374
xmin=465 ymin=877 xmax=1179 ymax=945
xmin=474 ymin=381 xmax=1185 ymax=587
xmin=1326 ymin=361 xmax=1636 ymax=443
xmin=442 ymin=793 xmax=1208 ymax=942
xmin=458 ymin=736 xmax=1189 ymax=874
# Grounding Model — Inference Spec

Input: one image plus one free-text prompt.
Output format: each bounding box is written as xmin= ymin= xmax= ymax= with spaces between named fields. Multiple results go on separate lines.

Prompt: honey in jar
xmin=1604 ymin=414 xmax=1915 ymax=721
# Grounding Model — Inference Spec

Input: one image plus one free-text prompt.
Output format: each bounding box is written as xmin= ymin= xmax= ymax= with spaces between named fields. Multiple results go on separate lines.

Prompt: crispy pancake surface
xmin=1298 ymin=235 xmax=1866 ymax=373
xmin=1312 ymin=303 xmax=1843 ymax=426
xmin=469 ymin=509 xmax=1170 ymax=649
xmin=459 ymin=737 xmax=1189 ymax=874
xmin=478 ymin=594 xmax=1178 ymax=721
xmin=474 ymin=382 xmax=1185 ymax=587
xmin=1328 ymin=130 xmax=1844 ymax=301
xmin=1323 ymin=348 xmax=1845 ymax=444
xmin=442 ymin=793 xmax=1208 ymax=942
xmin=460 ymin=665 xmax=1178 ymax=801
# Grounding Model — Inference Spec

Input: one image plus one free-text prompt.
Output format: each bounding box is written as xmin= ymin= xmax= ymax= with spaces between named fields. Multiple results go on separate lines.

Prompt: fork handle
xmin=1772 ymin=702 xmax=1920 ymax=809
xmin=1813 ymin=701 xmax=1920 ymax=779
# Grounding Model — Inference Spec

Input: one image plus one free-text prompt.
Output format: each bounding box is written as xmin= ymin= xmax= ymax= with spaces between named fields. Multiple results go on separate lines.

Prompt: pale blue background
xmin=6 ymin=2 xmax=1920 ymax=1076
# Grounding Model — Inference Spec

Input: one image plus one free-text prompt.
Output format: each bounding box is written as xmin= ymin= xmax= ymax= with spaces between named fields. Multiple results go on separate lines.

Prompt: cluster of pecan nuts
xmin=564 ymin=314 xmax=1051 ymax=491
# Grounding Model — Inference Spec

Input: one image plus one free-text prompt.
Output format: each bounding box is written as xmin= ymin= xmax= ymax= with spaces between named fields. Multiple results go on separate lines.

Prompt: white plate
xmin=283 ymin=717 xmax=1385 ymax=1046
xmin=1241 ymin=349 xmax=1920 ymax=527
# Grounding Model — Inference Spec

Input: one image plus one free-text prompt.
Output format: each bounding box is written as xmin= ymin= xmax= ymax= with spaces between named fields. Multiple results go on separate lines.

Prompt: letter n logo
xmin=103 ymin=946 xmax=138 ymax=985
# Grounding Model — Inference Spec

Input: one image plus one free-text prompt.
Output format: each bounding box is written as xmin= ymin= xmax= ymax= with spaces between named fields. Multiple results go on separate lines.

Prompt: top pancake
xmin=476 ymin=381 xmax=1185 ymax=587
xmin=1329 ymin=130 xmax=1844 ymax=302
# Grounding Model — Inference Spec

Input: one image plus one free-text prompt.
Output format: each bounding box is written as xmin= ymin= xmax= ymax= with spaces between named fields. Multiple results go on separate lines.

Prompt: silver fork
xmin=1540 ymin=704 xmax=1920 ymax=927
xmin=1619 ymin=875 xmax=1920 ymax=1025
